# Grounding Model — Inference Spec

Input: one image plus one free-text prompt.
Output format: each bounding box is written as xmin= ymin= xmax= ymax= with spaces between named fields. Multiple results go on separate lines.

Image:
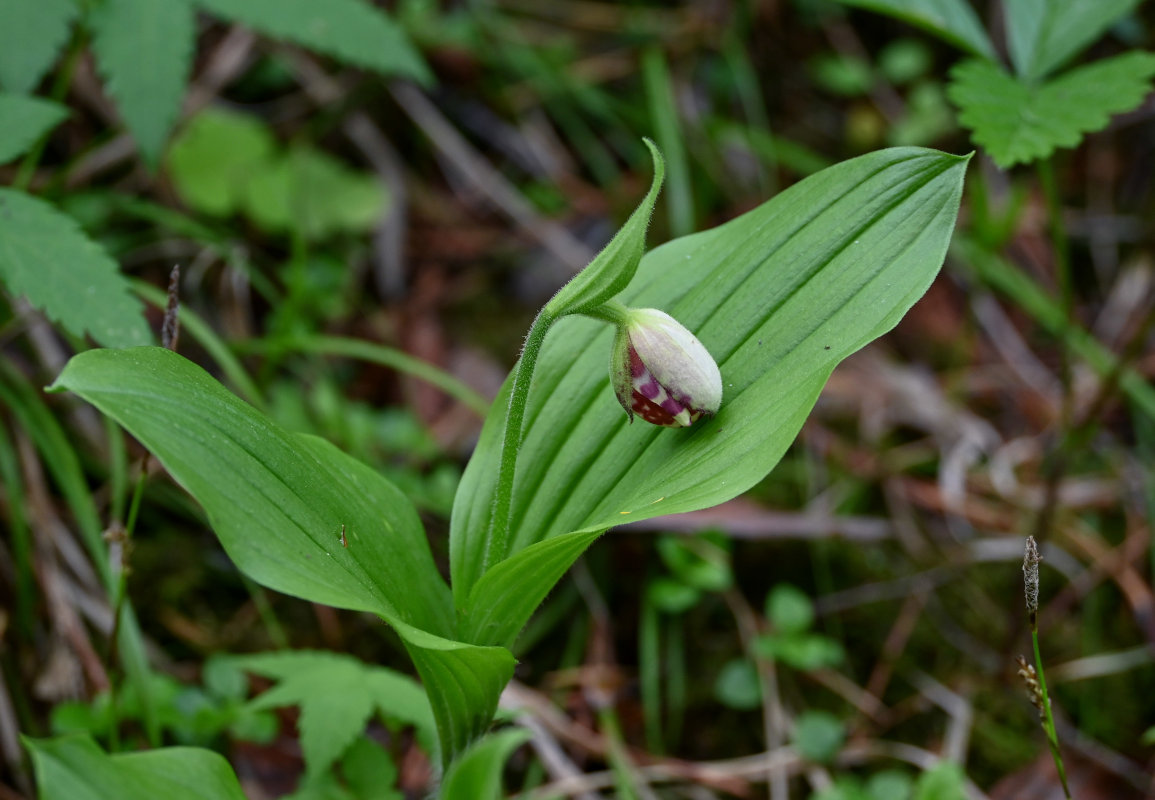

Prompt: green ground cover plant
xmin=3 ymin=0 xmax=1155 ymax=798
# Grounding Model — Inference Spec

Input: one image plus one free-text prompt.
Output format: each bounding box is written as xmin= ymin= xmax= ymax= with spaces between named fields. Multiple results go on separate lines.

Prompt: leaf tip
xmin=641 ymin=137 xmax=666 ymax=188
xmin=44 ymin=366 xmax=74 ymax=395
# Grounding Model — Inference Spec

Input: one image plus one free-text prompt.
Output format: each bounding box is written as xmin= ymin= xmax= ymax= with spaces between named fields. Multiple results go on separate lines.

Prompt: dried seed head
xmin=1023 ymin=536 xmax=1040 ymax=625
xmin=162 ymin=264 xmax=181 ymax=352
xmin=1016 ymin=655 xmax=1046 ymax=719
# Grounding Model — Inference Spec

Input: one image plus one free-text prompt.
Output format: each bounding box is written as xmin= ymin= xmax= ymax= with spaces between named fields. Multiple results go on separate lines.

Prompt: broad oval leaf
xmin=50 ymin=347 xmax=453 ymax=635
xmin=25 ymin=735 xmax=246 ymax=800
xmin=50 ymin=347 xmax=512 ymax=768
xmin=452 ymin=147 xmax=969 ymax=629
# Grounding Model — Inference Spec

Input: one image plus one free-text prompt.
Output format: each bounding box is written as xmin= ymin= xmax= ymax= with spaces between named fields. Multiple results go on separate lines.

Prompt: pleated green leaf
xmin=398 ymin=622 xmax=516 ymax=769
xmin=461 ymin=528 xmax=602 ymax=647
xmin=25 ymin=735 xmax=246 ymax=800
xmin=50 ymin=347 xmax=453 ymax=631
xmin=50 ymin=347 xmax=512 ymax=767
xmin=452 ymin=147 xmax=970 ymax=630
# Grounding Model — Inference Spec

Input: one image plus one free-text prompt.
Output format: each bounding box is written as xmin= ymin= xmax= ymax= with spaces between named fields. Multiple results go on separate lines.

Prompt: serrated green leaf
xmin=834 ymin=0 xmax=996 ymax=60
xmin=0 ymin=0 xmax=77 ymax=93
xmin=0 ymin=93 xmax=68 ymax=163
xmin=25 ymin=735 xmax=246 ymax=800
xmin=451 ymin=148 xmax=969 ymax=626
xmin=1006 ymin=0 xmax=1140 ymax=80
xmin=89 ymin=0 xmax=195 ymax=167
xmin=236 ymin=652 xmax=381 ymax=777
xmin=228 ymin=709 xmax=278 ymax=744
xmin=282 ymin=772 xmax=354 ymax=800
xmin=340 ymin=738 xmax=402 ymax=800
xmin=193 ymin=0 xmax=431 ymax=85
xmin=0 ymin=189 xmax=151 ymax=347
xmin=948 ymin=53 xmax=1155 ymax=168
xmin=440 ymin=729 xmax=530 ymax=800
xmin=363 ymin=673 xmax=437 ymax=750
xmin=543 ymin=140 xmax=664 ymax=318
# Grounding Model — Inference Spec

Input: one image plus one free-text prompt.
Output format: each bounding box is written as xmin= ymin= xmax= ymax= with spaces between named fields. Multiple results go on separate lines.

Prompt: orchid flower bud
xmin=610 ymin=308 xmax=722 ymax=427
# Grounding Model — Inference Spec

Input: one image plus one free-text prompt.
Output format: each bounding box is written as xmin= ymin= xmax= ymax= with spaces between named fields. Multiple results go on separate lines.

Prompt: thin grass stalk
xmin=1022 ymin=536 xmax=1072 ymax=799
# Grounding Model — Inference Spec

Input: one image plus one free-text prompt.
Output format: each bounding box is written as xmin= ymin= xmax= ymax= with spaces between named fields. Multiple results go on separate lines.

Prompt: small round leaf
xmin=713 ymin=659 xmax=761 ymax=711
xmin=793 ymin=711 xmax=845 ymax=763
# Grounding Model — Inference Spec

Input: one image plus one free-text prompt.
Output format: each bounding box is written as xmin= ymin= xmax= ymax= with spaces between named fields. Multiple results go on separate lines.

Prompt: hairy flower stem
xmin=481 ymin=297 xmax=637 ymax=574
xmin=579 ymin=297 xmax=632 ymax=326
xmin=482 ymin=309 xmax=556 ymax=574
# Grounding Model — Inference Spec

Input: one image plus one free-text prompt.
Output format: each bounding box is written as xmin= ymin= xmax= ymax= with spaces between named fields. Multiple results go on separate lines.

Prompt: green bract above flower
xmin=610 ymin=308 xmax=723 ymax=427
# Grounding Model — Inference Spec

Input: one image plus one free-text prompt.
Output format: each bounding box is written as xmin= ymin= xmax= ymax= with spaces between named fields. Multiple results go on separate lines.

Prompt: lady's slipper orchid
xmin=610 ymin=308 xmax=722 ymax=427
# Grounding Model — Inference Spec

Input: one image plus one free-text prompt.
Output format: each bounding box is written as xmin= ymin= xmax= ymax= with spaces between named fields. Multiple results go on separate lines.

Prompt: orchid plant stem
xmin=482 ymin=309 xmax=556 ymax=574
xmin=579 ymin=297 xmax=632 ymax=327
xmin=483 ymin=297 xmax=635 ymax=573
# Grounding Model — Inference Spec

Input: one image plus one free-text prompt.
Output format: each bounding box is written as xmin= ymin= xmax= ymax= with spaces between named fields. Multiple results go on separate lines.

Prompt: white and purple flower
xmin=610 ymin=308 xmax=722 ymax=427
